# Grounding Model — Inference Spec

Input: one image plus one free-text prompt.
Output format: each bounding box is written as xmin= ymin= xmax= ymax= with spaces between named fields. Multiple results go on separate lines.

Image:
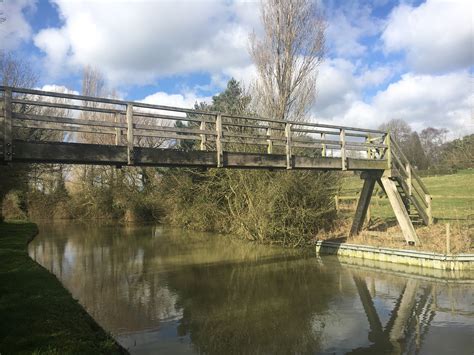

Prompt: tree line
xmin=379 ymin=118 xmax=473 ymax=171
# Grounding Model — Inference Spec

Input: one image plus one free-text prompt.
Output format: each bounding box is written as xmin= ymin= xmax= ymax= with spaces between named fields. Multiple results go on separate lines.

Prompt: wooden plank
xmin=321 ymin=133 xmax=326 ymax=157
xmin=346 ymin=158 xmax=388 ymax=170
xmin=266 ymin=127 xmax=272 ymax=154
xmin=200 ymin=120 xmax=207 ymax=151
xmin=13 ymin=112 xmax=125 ymax=129
xmin=114 ymin=113 xmax=120 ymax=145
xmin=126 ymin=103 xmax=134 ymax=165
xmin=285 ymin=123 xmax=292 ymax=169
xmin=4 ymin=88 xmax=12 ymax=161
xmin=216 ymin=113 xmax=223 ymax=167
xmin=350 ymin=174 xmax=377 ymax=236
xmin=380 ymin=177 xmax=420 ymax=245
xmin=13 ymin=119 xmax=116 ymax=135
xmin=340 ymin=129 xmax=346 ymax=170
xmin=10 ymin=140 xmax=388 ymax=171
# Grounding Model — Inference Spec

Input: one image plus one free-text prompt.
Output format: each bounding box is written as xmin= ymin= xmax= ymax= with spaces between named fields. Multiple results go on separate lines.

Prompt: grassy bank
xmin=0 ymin=221 xmax=125 ymax=354
xmin=323 ymin=170 xmax=473 ymax=254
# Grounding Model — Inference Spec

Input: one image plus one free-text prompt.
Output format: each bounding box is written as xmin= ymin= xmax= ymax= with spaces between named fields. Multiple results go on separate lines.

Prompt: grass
xmin=0 ymin=221 xmax=126 ymax=355
xmin=326 ymin=169 xmax=474 ymax=254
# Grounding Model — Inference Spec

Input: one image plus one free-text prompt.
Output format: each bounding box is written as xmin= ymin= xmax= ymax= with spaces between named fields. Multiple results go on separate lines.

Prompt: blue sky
xmin=1 ymin=0 xmax=473 ymax=137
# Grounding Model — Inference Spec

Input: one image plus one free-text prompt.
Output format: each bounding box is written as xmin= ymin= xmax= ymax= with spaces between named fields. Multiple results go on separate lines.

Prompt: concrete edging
xmin=315 ymin=240 xmax=474 ymax=271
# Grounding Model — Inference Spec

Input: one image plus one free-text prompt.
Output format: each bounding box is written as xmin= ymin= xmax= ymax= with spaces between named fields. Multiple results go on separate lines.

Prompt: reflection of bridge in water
xmin=2 ymin=86 xmax=433 ymax=244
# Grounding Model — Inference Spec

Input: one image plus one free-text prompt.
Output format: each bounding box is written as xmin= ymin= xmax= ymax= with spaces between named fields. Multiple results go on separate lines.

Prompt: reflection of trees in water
xmin=165 ymin=256 xmax=339 ymax=354
xmin=29 ymin=224 xmax=474 ymax=354
xmin=29 ymin=223 xmax=180 ymax=333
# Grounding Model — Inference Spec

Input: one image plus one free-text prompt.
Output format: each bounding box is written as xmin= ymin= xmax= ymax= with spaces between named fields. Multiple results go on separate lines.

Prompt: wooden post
xmin=321 ymin=132 xmax=326 ymax=157
xmin=266 ymin=127 xmax=273 ymax=154
xmin=446 ymin=223 xmax=450 ymax=254
xmin=114 ymin=113 xmax=121 ymax=146
xmin=334 ymin=195 xmax=339 ymax=211
xmin=350 ymin=174 xmax=377 ymax=236
xmin=425 ymin=194 xmax=432 ymax=225
xmin=380 ymin=177 xmax=420 ymax=245
xmin=3 ymin=88 xmax=12 ymax=161
xmin=200 ymin=120 xmax=207 ymax=151
xmin=340 ymin=128 xmax=346 ymax=170
xmin=126 ymin=103 xmax=134 ymax=165
xmin=216 ymin=113 xmax=223 ymax=167
xmin=406 ymin=163 xmax=412 ymax=195
xmin=285 ymin=122 xmax=292 ymax=169
xmin=385 ymin=132 xmax=392 ymax=171
xmin=366 ymin=134 xmax=371 ymax=159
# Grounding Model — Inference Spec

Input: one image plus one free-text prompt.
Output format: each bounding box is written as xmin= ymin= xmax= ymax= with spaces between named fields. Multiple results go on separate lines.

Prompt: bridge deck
xmin=12 ymin=140 xmax=388 ymax=170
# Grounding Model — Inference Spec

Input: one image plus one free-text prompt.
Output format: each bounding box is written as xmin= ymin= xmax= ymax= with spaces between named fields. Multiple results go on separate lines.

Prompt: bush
xmin=160 ymin=169 xmax=341 ymax=246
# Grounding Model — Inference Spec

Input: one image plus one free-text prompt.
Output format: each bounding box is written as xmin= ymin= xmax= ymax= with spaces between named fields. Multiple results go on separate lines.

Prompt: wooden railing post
xmin=385 ymin=132 xmax=392 ymax=170
xmin=366 ymin=134 xmax=371 ymax=159
xmin=114 ymin=112 xmax=121 ymax=146
xmin=340 ymin=128 xmax=346 ymax=170
xmin=266 ymin=127 xmax=273 ymax=154
xmin=200 ymin=119 xmax=207 ymax=151
xmin=216 ymin=113 xmax=223 ymax=167
xmin=285 ymin=122 xmax=292 ymax=169
xmin=425 ymin=194 xmax=432 ymax=225
xmin=321 ymin=132 xmax=326 ymax=157
xmin=3 ymin=88 xmax=12 ymax=161
xmin=406 ymin=163 xmax=412 ymax=195
xmin=126 ymin=103 xmax=134 ymax=165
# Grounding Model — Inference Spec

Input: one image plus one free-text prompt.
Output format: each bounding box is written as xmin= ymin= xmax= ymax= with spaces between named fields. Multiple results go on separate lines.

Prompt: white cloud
xmin=0 ymin=0 xmax=35 ymax=50
xmin=382 ymin=0 xmax=474 ymax=72
xmin=33 ymin=0 xmax=259 ymax=85
xmin=313 ymin=67 xmax=473 ymax=138
xmin=325 ymin=2 xmax=382 ymax=57
xmin=141 ymin=91 xmax=212 ymax=110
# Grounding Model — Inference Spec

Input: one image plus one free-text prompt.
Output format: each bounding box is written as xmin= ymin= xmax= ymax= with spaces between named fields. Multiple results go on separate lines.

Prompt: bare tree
xmin=379 ymin=119 xmax=412 ymax=145
xmin=250 ymin=0 xmax=325 ymax=122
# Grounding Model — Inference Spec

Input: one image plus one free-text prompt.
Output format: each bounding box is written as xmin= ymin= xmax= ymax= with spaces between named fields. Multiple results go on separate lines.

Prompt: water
xmin=28 ymin=222 xmax=474 ymax=354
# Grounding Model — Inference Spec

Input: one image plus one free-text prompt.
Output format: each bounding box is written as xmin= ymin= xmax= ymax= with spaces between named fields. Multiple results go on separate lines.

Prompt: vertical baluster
xmin=266 ymin=127 xmax=273 ymax=154
xmin=114 ymin=112 xmax=120 ymax=146
xmin=216 ymin=113 xmax=223 ymax=167
xmin=366 ymin=134 xmax=371 ymax=159
xmin=126 ymin=103 xmax=134 ymax=165
xmin=200 ymin=119 xmax=207 ymax=151
xmin=321 ymin=132 xmax=326 ymax=157
xmin=425 ymin=194 xmax=432 ymax=225
xmin=340 ymin=128 xmax=346 ymax=170
xmin=3 ymin=88 xmax=12 ymax=161
xmin=385 ymin=132 xmax=392 ymax=170
xmin=285 ymin=122 xmax=292 ymax=169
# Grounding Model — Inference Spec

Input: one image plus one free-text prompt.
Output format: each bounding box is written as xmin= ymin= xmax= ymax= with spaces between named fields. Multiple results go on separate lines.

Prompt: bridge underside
xmin=7 ymin=140 xmax=388 ymax=170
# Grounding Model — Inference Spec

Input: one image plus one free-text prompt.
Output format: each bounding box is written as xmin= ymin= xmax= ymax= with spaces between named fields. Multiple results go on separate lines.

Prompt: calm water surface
xmin=28 ymin=223 xmax=474 ymax=354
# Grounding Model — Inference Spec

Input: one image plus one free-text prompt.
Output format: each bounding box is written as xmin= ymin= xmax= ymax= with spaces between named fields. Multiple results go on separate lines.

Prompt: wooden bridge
xmin=0 ymin=86 xmax=432 ymax=244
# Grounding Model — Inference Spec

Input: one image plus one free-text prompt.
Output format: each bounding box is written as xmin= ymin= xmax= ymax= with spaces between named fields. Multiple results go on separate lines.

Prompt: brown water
xmin=28 ymin=222 xmax=474 ymax=354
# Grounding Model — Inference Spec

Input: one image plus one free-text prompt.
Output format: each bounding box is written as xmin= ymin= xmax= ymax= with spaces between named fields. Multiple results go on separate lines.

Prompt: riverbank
xmin=0 ymin=221 xmax=126 ymax=354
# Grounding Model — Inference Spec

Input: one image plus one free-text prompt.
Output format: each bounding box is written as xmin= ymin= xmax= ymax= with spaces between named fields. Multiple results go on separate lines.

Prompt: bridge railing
xmin=1 ymin=86 xmax=390 ymax=169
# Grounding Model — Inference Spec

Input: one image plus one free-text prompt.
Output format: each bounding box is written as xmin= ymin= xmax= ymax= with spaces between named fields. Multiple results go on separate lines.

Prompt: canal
xmin=28 ymin=222 xmax=474 ymax=354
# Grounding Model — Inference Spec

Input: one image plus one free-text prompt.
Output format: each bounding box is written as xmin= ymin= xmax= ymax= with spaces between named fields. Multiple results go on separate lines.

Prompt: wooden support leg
xmin=350 ymin=174 xmax=377 ymax=236
xmin=380 ymin=177 xmax=420 ymax=245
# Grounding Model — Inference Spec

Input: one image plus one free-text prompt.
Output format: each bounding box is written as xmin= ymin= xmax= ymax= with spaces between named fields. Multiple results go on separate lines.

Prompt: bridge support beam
xmin=350 ymin=172 xmax=380 ymax=236
xmin=380 ymin=177 xmax=420 ymax=245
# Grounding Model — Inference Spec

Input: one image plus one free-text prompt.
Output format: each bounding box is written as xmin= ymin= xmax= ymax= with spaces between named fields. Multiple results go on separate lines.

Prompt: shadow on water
xmin=28 ymin=222 xmax=474 ymax=354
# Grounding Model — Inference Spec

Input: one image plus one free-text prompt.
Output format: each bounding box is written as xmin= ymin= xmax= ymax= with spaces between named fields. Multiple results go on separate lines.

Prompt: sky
xmin=1 ymin=0 xmax=473 ymax=138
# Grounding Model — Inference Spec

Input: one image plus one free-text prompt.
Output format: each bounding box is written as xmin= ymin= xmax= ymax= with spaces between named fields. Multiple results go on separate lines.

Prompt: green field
xmin=340 ymin=169 xmax=474 ymax=223
xmin=0 ymin=222 xmax=125 ymax=354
